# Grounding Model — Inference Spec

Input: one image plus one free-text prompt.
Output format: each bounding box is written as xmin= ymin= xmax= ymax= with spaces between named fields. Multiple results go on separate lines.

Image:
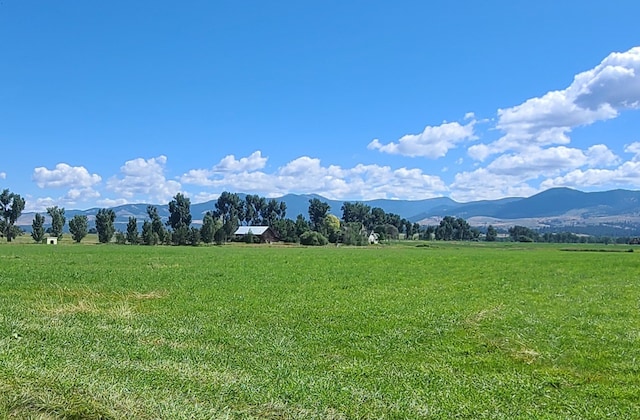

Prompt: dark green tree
xmin=46 ymin=206 xmax=66 ymax=239
xmin=95 ymin=208 xmax=116 ymax=243
xmin=244 ymin=194 xmax=266 ymax=225
xmin=141 ymin=220 xmax=157 ymax=245
xmin=271 ymin=218 xmax=298 ymax=243
xmin=295 ymin=214 xmax=309 ymax=237
xmin=308 ymin=198 xmax=330 ymax=232
xmin=200 ymin=211 xmax=218 ymax=244
xmin=114 ymin=231 xmax=126 ymax=244
xmin=188 ymin=227 xmax=201 ymax=246
xmin=244 ymin=229 xmax=256 ymax=244
xmin=435 ymin=216 xmax=478 ymax=241
xmin=0 ymin=189 xmax=26 ymax=242
xmin=404 ymin=220 xmax=414 ymax=239
xmin=214 ymin=226 xmax=226 ymax=245
xmin=32 ymin=213 xmax=46 ymax=243
xmin=172 ymin=226 xmax=189 ymax=246
xmin=385 ymin=213 xmax=403 ymax=232
xmin=423 ymin=225 xmax=435 ymax=240
xmin=341 ymin=222 xmax=367 ymax=246
xmin=261 ymin=199 xmax=286 ymax=226
xmin=385 ymin=224 xmax=400 ymax=240
xmin=370 ymin=207 xmax=387 ymax=230
xmin=126 ymin=217 xmax=139 ymax=244
xmin=508 ymin=225 xmax=539 ymax=242
xmin=341 ymin=202 xmax=371 ymax=226
xmin=214 ymin=192 xmax=244 ymax=241
xmin=167 ymin=193 xmax=192 ymax=245
xmin=486 ymin=225 xmax=497 ymax=242
xmin=69 ymin=214 xmax=88 ymax=243
xmin=413 ymin=223 xmax=422 ymax=238
xmin=146 ymin=205 xmax=166 ymax=244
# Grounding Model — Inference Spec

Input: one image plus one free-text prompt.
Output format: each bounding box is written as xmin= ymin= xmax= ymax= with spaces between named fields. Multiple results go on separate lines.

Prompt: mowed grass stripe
xmin=0 ymin=243 xmax=639 ymax=418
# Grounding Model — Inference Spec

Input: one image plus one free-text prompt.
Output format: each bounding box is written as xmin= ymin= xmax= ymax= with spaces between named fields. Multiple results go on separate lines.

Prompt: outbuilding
xmin=47 ymin=237 xmax=58 ymax=245
xmin=233 ymin=226 xmax=278 ymax=243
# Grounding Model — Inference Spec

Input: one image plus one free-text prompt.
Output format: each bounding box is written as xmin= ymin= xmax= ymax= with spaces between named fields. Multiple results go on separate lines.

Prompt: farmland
xmin=1 ymin=242 xmax=639 ymax=419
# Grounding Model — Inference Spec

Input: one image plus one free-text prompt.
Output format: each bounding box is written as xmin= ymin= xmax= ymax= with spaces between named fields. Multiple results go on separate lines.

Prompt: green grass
xmin=1 ymin=242 xmax=639 ymax=418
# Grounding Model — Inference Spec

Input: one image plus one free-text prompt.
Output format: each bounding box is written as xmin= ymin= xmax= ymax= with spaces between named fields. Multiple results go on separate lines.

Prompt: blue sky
xmin=2 ymin=1 xmax=640 ymax=212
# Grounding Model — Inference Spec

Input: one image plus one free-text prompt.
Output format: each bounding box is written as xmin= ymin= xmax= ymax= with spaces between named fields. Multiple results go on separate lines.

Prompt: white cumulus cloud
xmin=214 ymin=151 xmax=267 ymax=172
xmin=486 ymin=146 xmax=588 ymax=177
xmin=585 ymin=144 xmax=620 ymax=167
xmin=0 ymin=172 xmax=6 ymax=179
xmin=450 ymin=168 xmax=540 ymax=202
xmin=180 ymin=151 xmax=268 ymax=186
xmin=368 ymin=117 xmax=477 ymax=159
xmin=540 ymin=160 xmax=640 ymax=190
xmin=187 ymin=155 xmax=448 ymax=201
xmin=470 ymin=46 xmax=640 ymax=160
xmin=624 ymin=142 xmax=640 ymax=160
xmin=32 ymin=163 xmax=102 ymax=189
xmin=106 ymin=155 xmax=181 ymax=203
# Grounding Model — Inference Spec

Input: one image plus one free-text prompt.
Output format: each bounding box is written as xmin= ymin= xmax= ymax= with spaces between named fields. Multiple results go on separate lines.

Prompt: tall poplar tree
xmin=0 ymin=189 xmax=25 ymax=242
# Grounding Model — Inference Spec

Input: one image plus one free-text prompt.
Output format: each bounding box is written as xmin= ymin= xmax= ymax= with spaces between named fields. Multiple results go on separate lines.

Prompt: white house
xmin=47 ymin=237 xmax=58 ymax=245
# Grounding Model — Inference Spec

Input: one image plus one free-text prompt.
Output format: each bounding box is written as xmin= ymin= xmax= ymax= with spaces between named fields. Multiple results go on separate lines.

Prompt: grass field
xmin=1 ymin=242 xmax=639 ymax=419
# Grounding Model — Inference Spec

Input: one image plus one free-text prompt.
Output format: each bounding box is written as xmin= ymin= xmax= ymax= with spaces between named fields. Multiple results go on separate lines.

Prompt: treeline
xmin=420 ymin=219 xmax=640 ymax=244
xmin=1 ymin=188 xmax=421 ymax=246
xmin=505 ymin=225 xmax=638 ymax=244
xmin=4 ymin=186 xmax=640 ymax=245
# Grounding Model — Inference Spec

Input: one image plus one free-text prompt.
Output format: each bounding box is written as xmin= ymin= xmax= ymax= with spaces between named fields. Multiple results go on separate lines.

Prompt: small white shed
xmin=47 ymin=237 xmax=58 ymax=245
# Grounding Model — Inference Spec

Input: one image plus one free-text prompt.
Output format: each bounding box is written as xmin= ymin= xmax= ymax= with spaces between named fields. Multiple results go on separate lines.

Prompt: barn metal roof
xmin=234 ymin=226 xmax=271 ymax=235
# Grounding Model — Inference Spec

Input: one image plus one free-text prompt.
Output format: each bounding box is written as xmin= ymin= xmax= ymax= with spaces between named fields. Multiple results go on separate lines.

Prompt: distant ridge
xmin=16 ymin=188 xmax=640 ymax=235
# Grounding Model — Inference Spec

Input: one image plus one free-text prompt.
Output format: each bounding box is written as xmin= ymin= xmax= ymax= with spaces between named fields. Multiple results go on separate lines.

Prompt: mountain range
xmin=16 ymin=188 xmax=640 ymax=236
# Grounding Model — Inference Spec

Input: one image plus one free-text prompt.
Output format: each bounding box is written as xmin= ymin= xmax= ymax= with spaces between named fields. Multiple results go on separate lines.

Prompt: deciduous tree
xmin=95 ymin=208 xmax=116 ymax=243
xmin=0 ymin=189 xmax=26 ymax=242
xmin=167 ymin=193 xmax=192 ymax=245
xmin=200 ymin=212 xmax=218 ymax=244
xmin=141 ymin=220 xmax=156 ymax=245
xmin=31 ymin=213 xmax=45 ymax=243
xmin=46 ymin=206 xmax=66 ymax=239
xmin=308 ymin=198 xmax=330 ymax=232
xmin=214 ymin=192 xmax=243 ymax=241
xmin=341 ymin=202 xmax=371 ymax=226
xmin=188 ymin=227 xmax=201 ymax=246
xmin=322 ymin=214 xmax=341 ymax=243
xmin=486 ymin=225 xmax=497 ymax=242
xmin=69 ymin=214 xmax=88 ymax=243
xmin=271 ymin=218 xmax=297 ymax=243
xmin=126 ymin=217 xmax=139 ymax=244
xmin=508 ymin=225 xmax=538 ymax=242
xmin=146 ymin=205 xmax=166 ymax=244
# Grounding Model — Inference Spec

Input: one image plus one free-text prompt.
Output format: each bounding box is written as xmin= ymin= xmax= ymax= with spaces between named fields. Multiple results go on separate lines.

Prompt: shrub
xmin=299 ymin=231 xmax=328 ymax=246
xmin=115 ymin=231 xmax=126 ymax=245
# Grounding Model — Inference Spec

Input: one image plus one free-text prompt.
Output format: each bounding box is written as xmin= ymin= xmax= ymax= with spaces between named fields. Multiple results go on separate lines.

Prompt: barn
xmin=233 ymin=226 xmax=278 ymax=243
